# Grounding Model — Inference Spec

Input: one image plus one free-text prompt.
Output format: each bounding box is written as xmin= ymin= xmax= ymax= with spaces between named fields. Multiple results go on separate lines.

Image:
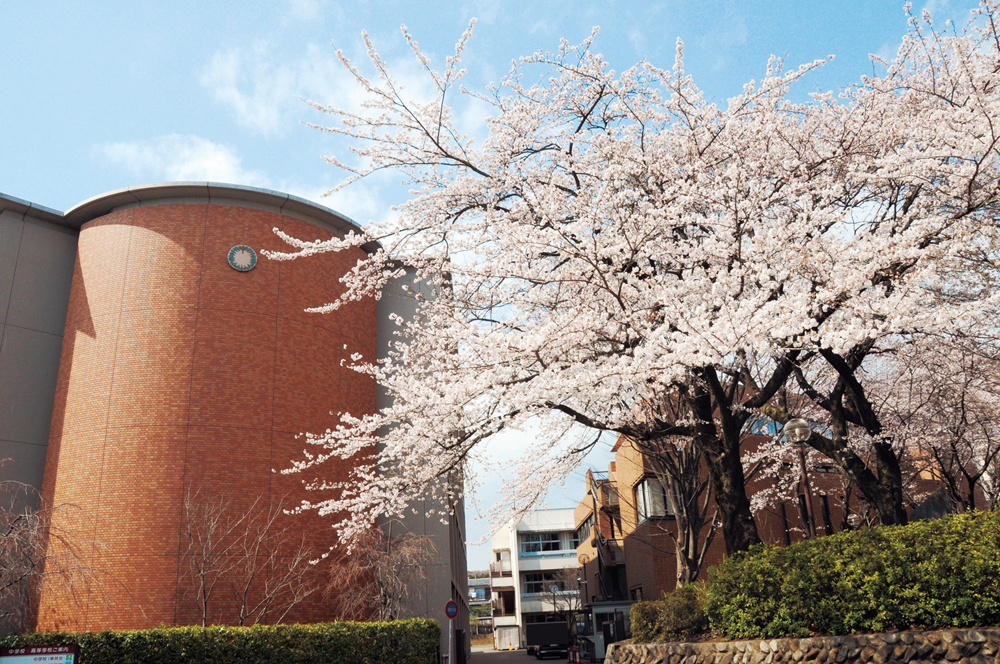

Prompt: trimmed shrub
xmin=0 ymin=620 xmax=440 ymax=664
xmin=631 ymin=582 xmax=709 ymax=642
xmin=706 ymin=510 xmax=1000 ymax=640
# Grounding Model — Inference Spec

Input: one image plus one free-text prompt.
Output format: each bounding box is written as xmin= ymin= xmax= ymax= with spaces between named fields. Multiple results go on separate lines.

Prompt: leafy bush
xmin=631 ymin=582 xmax=709 ymax=642
xmin=0 ymin=620 xmax=440 ymax=664
xmin=706 ymin=510 xmax=1000 ymax=640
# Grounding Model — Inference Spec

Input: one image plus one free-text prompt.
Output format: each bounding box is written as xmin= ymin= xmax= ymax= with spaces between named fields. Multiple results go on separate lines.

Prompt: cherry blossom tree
xmin=272 ymin=4 xmax=1000 ymax=553
xmin=875 ymin=336 xmax=1000 ymax=512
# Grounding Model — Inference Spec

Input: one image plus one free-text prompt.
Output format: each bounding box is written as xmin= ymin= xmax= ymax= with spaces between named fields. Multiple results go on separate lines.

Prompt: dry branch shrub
xmin=630 ymin=583 xmax=709 ymax=642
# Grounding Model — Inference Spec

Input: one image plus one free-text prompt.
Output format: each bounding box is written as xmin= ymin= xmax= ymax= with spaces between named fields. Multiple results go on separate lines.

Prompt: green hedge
xmin=705 ymin=511 xmax=1000 ymax=639
xmin=631 ymin=582 xmax=709 ymax=642
xmin=0 ymin=620 xmax=440 ymax=664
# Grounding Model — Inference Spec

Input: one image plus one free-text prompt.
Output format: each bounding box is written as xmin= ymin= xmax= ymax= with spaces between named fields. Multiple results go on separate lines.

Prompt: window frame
xmin=523 ymin=571 xmax=563 ymax=594
xmin=519 ymin=532 xmax=563 ymax=554
xmin=574 ymin=514 xmax=594 ymax=546
xmin=634 ymin=476 xmax=670 ymax=523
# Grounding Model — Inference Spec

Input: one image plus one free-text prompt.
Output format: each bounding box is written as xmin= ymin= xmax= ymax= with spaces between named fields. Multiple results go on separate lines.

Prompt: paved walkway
xmin=469 ymin=645 xmax=534 ymax=663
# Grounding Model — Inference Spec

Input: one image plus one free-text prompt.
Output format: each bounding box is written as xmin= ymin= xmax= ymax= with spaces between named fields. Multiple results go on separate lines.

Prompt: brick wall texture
xmin=36 ymin=203 xmax=376 ymax=631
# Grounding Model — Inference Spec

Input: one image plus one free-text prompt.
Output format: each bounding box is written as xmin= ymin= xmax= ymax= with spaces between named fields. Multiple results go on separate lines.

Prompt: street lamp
xmin=782 ymin=418 xmax=812 ymax=443
xmin=781 ymin=418 xmax=817 ymax=538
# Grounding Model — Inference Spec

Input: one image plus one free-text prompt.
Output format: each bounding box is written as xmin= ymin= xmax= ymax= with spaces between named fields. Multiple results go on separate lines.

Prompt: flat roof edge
xmin=0 ymin=192 xmax=69 ymax=226
xmin=2 ymin=183 xmax=382 ymax=253
xmin=62 ymin=182 xmax=379 ymax=251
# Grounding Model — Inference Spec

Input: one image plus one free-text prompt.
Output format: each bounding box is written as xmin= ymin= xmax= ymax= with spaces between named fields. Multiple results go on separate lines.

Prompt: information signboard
xmin=0 ymin=645 xmax=77 ymax=664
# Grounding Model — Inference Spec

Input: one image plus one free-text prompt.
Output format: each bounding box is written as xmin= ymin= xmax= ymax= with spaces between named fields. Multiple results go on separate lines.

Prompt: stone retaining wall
xmin=606 ymin=628 xmax=1000 ymax=664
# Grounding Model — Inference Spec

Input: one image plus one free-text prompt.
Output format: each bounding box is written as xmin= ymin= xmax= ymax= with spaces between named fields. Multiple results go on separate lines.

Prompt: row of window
xmin=574 ymin=514 xmax=594 ymax=545
xmin=519 ymin=479 xmax=670 ymax=561
xmin=572 ymin=477 xmax=671 ymax=545
xmin=518 ymin=532 xmax=579 ymax=553
xmin=524 ymin=572 xmax=565 ymax=594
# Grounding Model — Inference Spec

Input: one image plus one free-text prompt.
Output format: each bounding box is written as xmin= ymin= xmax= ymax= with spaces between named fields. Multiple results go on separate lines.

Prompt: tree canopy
xmin=271 ymin=4 xmax=1000 ymax=551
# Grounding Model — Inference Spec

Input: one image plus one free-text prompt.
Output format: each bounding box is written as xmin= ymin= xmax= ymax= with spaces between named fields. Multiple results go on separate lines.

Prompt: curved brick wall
xmin=36 ymin=201 xmax=376 ymax=631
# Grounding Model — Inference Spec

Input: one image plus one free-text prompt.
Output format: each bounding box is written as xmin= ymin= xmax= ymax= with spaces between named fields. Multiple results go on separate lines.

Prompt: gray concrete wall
xmin=377 ymin=268 xmax=470 ymax=662
xmin=0 ymin=207 xmax=77 ymax=506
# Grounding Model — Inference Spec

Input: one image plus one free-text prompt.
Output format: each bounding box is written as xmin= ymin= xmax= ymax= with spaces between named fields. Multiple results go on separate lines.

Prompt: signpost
xmin=1 ymin=645 xmax=78 ymax=664
xmin=445 ymin=599 xmax=459 ymax=664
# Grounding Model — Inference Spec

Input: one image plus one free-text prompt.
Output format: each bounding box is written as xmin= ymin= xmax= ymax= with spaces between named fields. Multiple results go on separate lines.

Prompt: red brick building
xmin=35 ymin=185 xmax=378 ymax=631
xmin=0 ymin=183 xmax=468 ymax=648
xmin=573 ymin=432 xmax=939 ymax=659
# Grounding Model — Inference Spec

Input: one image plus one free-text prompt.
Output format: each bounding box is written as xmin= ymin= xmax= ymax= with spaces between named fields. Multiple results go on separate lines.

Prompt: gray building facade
xmin=0 ymin=195 xmax=77 ymax=501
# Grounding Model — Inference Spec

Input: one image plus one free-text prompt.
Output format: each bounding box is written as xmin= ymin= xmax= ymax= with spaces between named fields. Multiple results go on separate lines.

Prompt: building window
xmin=630 ymin=587 xmax=643 ymax=602
xmin=574 ymin=514 xmax=594 ymax=547
xmin=524 ymin=572 xmax=563 ymax=594
xmin=525 ymin=612 xmax=565 ymax=623
xmin=634 ymin=477 xmax=669 ymax=522
xmin=520 ymin=532 xmax=562 ymax=553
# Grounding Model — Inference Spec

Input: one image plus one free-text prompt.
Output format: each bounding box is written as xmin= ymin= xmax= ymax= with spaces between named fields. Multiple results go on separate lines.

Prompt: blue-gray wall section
xmin=0 ymin=212 xmax=77 ymax=502
xmin=376 ymin=270 xmax=469 ymax=658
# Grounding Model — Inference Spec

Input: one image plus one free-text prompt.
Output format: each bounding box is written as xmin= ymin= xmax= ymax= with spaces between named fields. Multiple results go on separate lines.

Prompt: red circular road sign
xmin=445 ymin=600 xmax=458 ymax=619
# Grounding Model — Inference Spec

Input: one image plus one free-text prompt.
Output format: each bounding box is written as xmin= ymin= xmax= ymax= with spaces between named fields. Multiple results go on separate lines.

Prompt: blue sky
xmin=0 ymin=0 xmax=979 ymax=569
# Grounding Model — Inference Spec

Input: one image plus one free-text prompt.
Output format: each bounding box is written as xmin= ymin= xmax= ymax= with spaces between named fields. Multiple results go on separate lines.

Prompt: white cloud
xmin=287 ymin=0 xmax=323 ymax=22
xmin=628 ymin=27 xmax=646 ymax=57
xmin=198 ymin=41 xmax=370 ymax=139
xmin=200 ymin=43 xmax=299 ymax=137
xmin=921 ymin=0 xmax=950 ymax=18
xmin=921 ymin=0 xmax=978 ymax=27
xmin=199 ymin=38 xmax=465 ymax=141
xmin=874 ymin=41 xmax=894 ymax=64
xmin=462 ymin=0 xmax=504 ymax=26
xmin=96 ymin=134 xmax=270 ymax=186
xmin=95 ymin=134 xmax=402 ymax=229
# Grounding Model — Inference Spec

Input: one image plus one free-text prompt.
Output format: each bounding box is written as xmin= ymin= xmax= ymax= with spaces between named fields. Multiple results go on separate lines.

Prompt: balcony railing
xmin=490 ymin=561 xmax=513 ymax=577
xmin=589 ymin=471 xmax=620 ymax=511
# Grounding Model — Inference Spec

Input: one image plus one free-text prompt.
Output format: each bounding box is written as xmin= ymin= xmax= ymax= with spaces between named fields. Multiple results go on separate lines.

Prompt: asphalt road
xmin=469 ymin=646 xmax=568 ymax=663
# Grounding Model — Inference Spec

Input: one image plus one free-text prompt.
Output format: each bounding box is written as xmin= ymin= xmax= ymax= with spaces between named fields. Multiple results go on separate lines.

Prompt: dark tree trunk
xmin=808 ymin=397 xmax=908 ymax=526
xmin=686 ymin=377 xmax=762 ymax=554
xmin=803 ymin=349 xmax=909 ymax=527
xmin=871 ymin=440 xmax=908 ymax=525
xmin=701 ymin=439 xmax=762 ymax=553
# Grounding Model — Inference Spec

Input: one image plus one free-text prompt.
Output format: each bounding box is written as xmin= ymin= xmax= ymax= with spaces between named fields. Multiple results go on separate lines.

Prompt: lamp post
xmin=782 ymin=418 xmax=817 ymax=538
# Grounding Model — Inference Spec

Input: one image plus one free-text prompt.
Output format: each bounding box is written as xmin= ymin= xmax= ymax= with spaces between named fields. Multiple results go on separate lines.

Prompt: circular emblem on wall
xmin=228 ymin=245 xmax=257 ymax=271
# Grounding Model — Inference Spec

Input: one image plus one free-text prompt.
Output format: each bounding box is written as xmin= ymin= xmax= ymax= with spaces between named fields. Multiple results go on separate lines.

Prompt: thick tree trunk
xmin=686 ymin=379 xmax=762 ymax=554
xmin=814 ymin=350 xmax=909 ymax=526
xmin=701 ymin=439 xmax=762 ymax=553
xmin=871 ymin=440 xmax=908 ymax=525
